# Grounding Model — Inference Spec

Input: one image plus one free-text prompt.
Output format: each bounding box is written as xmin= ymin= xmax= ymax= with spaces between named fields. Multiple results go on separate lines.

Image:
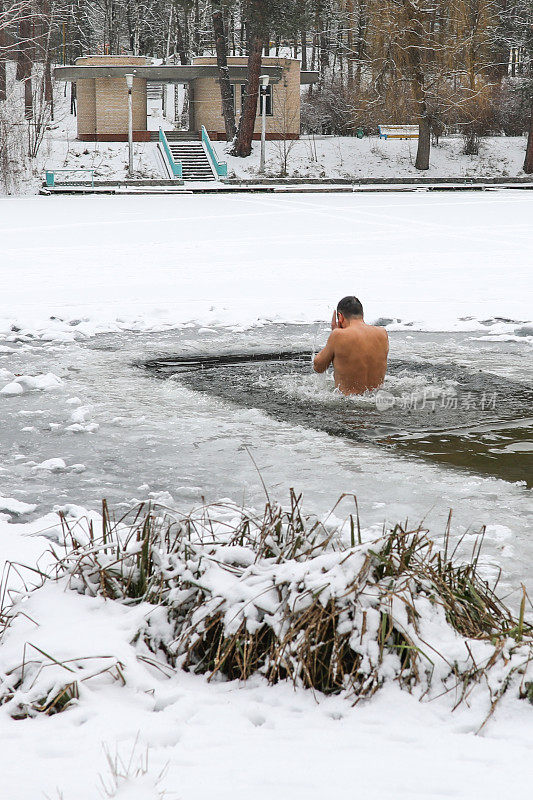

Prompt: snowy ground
xmin=41 ymin=127 xmax=532 ymax=187
xmin=36 ymin=95 xmax=165 ymax=189
xmin=219 ymin=133 xmax=531 ymax=181
xmin=41 ymin=124 xmax=532 ymax=188
xmin=0 ymin=192 xmax=531 ymax=798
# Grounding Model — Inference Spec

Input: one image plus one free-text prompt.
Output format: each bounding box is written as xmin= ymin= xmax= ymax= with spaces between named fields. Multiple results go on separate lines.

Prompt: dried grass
xmin=1 ymin=493 xmax=532 ymax=720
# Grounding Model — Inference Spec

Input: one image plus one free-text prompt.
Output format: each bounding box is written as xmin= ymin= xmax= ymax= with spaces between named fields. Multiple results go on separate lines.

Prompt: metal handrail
xmin=201 ymin=126 xmax=228 ymax=178
xmin=45 ymin=169 xmax=95 ymax=188
xmin=159 ymin=128 xmax=183 ymax=178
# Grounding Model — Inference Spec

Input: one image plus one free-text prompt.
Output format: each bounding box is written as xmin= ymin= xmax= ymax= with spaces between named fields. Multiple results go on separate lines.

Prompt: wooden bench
xmin=378 ymin=125 xmax=419 ymax=140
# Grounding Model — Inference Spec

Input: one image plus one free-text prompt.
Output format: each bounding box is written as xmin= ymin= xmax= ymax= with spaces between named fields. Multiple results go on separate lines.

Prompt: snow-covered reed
xmin=1 ymin=494 xmax=531 ymax=726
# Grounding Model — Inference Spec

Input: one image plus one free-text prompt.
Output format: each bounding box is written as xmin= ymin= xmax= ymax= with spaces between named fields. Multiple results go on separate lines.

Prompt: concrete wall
xmin=76 ymin=56 xmax=148 ymax=141
xmin=77 ymin=75 xmax=96 ymax=137
xmin=192 ymin=56 xmax=301 ymax=140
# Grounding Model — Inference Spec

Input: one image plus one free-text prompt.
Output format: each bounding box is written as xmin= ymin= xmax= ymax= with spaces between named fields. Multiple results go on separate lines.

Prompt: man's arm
xmin=313 ymin=330 xmax=338 ymax=373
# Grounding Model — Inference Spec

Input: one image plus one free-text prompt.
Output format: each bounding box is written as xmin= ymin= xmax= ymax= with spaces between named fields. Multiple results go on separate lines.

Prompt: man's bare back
xmin=313 ymin=297 xmax=388 ymax=395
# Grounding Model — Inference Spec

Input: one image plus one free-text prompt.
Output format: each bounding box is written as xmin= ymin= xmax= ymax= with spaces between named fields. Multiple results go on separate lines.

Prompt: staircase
xmin=147 ymin=83 xmax=163 ymax=100
xmin=168 ymin=140 xmax=216 ymax=181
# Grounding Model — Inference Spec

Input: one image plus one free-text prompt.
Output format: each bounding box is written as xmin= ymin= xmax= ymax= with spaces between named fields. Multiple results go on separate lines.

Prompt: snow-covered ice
xmin=0 ymin=496 xmax=36 ymax=515
xmin=0 ymin=371 xmax=62 ymax=395
xmin=0 ymin=192 xmax=531 ymax=339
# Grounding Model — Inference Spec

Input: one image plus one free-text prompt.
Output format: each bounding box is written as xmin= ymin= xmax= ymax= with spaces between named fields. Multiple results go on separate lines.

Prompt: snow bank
xmin=0 ymin=372 xmax=62 ymax=395
xmin=31 ymin=458 xmax=87 ymax=474
xmin=0 ymin=502 xmax=531 ymax=800
xmin=0 ymin=497 xmax=37 ymax=515
xmin=2 ymin=500 xmax=530 ymax=717
xmin=32 ymin=458 xmax=68 ymax=472
xmin=218 ymin=135 xmax=530 ymax=181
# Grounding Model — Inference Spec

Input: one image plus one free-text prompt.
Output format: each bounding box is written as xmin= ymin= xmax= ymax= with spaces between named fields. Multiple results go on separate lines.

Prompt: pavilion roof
xmin=54 ymin=64 xmax=319 ymax=84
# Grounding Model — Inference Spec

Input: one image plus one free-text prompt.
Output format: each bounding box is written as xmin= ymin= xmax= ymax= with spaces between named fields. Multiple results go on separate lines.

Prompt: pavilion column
xmin=188 ymin=81 xmax=196 ymax=133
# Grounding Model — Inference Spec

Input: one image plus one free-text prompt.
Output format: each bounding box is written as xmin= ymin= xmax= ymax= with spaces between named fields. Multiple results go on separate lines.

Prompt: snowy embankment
xmin=41 ymin=134 xmax=531 ymax=188
xmin=217 ymin=134 xmax=531 ymax=181
xmin=1 ymin=501 xmax=532 ymax=800
xmin=38 ymin=85 xmax=530 ymax=185
xmin=0 ymin=192 xmax=531 ymax=343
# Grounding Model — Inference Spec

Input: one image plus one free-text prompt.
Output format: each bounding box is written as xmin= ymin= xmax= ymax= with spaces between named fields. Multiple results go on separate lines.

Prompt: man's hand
xmin=314 ymin=329 xmax=337 ymax=373
xmin=331 ymin=309 xmax=339 ymax=330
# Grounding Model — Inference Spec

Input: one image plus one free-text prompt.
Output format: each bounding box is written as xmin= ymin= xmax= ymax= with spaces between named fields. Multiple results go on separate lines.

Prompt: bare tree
xmin=525 ymin=96 xmax=533 ymax=173
xmin=0 ymin=0 xmax=6 ymax=101
xmin=212 ymin=0 xmax=236 ymax=140
xmin=273 ymin=68 xmax=301 ymax=175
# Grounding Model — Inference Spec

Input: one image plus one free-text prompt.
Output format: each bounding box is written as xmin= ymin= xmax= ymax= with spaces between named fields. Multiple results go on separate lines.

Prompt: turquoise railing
xmin=201 ymin=126 xmax=227 ymax=178
xmin=159 ymin=128 xmax=182 ymax=179
xmin=45 ymin=168 xmax=95 ymax=188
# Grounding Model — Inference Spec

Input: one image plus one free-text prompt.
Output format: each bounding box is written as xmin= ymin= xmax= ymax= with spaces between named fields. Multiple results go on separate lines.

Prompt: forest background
xmin=1 ymin=0 xmax=532 ymax=185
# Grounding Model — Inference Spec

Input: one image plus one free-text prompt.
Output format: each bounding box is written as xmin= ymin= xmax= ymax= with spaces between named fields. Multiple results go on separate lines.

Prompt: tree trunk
xmin=316 ymin=2 xmax=329 ymax=77
xmin=230 ymin=9 xmax=236 ymax=55
xmin=16 ymin=15 xmax=33 ymax=119
xmin=0 ymin=58 xmax=5 ymax=103
xmin=42 ymin=0 xmax=54 ymax=107
xmin=346 ymin=0 xmax=354 ymax=93
xmin=416 ymin=117 xmax=431 ymax=170
xmin=45 ymin=48 xmax=53 ymax=98
xmin=174 ymin=3 xmax=189 ymax=65
xmin=231 ymin=32 xmax=262 ymax=157
xmin=193 ymin=0 xmax=200 ymax=55
xmin=402 ymin=0 xmax=430 ymax=170
xmin=212 ymin=0 xmax=236 ymax=140
xmin=239 ymin=17 xmax=245 ymax=54
xmin=524 ymin=100 xmax=533 ymax=175
xmin=183 ymin=7 xmax=190 ymax=60
xmin=0 ymin=0 xmax=6 ymax=101
xmin=301 ymin=28 xmax=307 ymax=70
xmin=17 ymin=18 xmax=32 ymax=82
xmin=24 ymin=76 xmax=33 ymax=119
xmin=355 ymin=0 xmax=366 ymax=88
xmin=70 ymin=81 xmax=76 ymax=115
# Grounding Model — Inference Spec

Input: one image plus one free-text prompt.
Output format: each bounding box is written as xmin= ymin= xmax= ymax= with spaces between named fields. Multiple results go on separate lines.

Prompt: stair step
xmin=149 ymin=130 xmax=199 ymax=142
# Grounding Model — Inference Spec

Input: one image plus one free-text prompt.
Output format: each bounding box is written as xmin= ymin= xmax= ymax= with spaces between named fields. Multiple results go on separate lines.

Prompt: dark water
xmin=144 ymin=352 xmax=533 ymax=486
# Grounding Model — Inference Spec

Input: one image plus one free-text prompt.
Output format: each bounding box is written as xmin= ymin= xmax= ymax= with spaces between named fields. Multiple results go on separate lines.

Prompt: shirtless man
xmin=313 ymin=296 xmax=389 ymax=395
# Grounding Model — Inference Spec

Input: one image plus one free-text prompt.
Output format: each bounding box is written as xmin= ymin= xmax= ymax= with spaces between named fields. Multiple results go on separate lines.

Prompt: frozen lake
xmin=1 ymin=191 xmax=532 ymax=336
xmin=0 ymin=192 xmax=532 ymax=800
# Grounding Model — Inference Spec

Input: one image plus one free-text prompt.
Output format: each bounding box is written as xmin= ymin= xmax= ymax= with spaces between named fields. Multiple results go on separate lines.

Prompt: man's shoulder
xmin=369 ymin=324 xmax=389 ymax=338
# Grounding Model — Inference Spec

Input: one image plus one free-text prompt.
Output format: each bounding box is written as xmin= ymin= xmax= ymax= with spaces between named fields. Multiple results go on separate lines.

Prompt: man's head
xmin=336 ymin=296 xmax=363 ymax=327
